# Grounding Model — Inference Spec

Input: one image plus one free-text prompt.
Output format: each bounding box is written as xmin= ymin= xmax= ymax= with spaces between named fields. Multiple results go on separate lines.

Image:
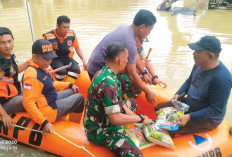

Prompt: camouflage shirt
xmin=84 ymin=65 xmax=126 ymax=145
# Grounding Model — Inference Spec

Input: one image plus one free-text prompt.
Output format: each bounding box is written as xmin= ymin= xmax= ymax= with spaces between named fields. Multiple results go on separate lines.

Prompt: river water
xmin=0 ymin=0 xmax=232 ymax=156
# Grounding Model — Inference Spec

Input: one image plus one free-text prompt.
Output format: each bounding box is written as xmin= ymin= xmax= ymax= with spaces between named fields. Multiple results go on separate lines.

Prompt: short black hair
xmin=133 ymin=9 xmax=157 ymax=26
xmin=0 ymin=57 xmax=10 ymax=72
xmin=106 ymin=42 xmax=126 ymax=62
xmin=57 ymin=15 xmax=70 ymax=25
xmin=0 ymin=27 xmax=14 ymax=39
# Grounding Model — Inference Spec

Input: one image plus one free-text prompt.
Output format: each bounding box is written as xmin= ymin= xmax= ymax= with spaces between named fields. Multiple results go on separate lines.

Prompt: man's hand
xmin=43 ymin=122 xmax=55 ymax=133
xmin=153 ymin=78 xmax=167 ymax=88
xmin=145 ymin=90 xmax=156 ymax=103
xmin=143 ymin=74 xmax=152 ymax=84
xmin=172 ymin=94 xmax=179 ymax=102
xmin=71 ymin=85 xmax=79 ymax=93
xmin=143 ymin=115 xmax=155 ymax=124
xmin=1 ymin=114 xmax=14 ymax=129
xmin=176 ymin=114 xmax=190 ymax=127
xmin=141 ymin=58 xmax=150 ymax=67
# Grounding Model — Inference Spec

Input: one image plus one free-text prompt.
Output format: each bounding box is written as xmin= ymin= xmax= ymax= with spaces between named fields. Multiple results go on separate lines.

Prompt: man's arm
xmin=175 ymin=65 xmax=197 ymax=96
xmin=23 ymin=76 xmax=47 ymax=126
xmin=189 ymin=76 xmax=231 ymax=121
xmin=75 ymin=47 xmax=87 ymax=70
xmin=0 ymin=104 xmax=14 ymax=128
xmin=135 ymin=53 xmax=151 ymax=84
xmin=142 ymin=57 xmax=167 ymax=87
xmin=108 ymin=105 xmax=153 ymax=125
xmin=18 ymin=60 xmax=29 ymax=73
xmin=126 ymin=64 xmax=155 ymax=103
xmin=73 ymin=35 xmax=87 ymax=70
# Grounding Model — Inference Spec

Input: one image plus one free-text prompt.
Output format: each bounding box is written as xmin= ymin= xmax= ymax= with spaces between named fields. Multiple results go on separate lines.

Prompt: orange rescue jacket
xmin=43 ymin=29 xmax=79 ymax=58
xmin=0 ymin=53 xmax=21 ymax=105
xmin=23 ymin=60 xmax=72 ymax=127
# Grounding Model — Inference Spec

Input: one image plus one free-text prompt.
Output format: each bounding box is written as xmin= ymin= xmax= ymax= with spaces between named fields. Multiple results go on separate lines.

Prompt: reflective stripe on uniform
xmin=55 ymin=74 xmax=66 ymax=80
xmin=67 ymin=71 xmax=78 ymax=78
xmin=46 ymin=36 xmax=56 ymax=40
xmin=0 ymin=77 xmax=14 ymax=83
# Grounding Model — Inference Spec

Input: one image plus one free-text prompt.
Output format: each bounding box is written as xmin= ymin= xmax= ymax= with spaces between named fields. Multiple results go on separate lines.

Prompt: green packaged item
xmin=124 ymin=127 xmax=155 ymax=149
xmin=156 ymin=107 xmax=183 ymax=131
xmin=143 ymin=123 xmax=175 ymax=148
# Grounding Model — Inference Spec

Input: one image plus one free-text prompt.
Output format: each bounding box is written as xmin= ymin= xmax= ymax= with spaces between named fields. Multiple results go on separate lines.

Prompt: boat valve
xmin=229 ymin=127 xmax=232 ymax=135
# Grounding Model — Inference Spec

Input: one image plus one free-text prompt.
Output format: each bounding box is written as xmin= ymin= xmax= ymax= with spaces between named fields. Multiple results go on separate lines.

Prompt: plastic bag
xmin=143 ymin=123 xmax=175 ymax=148
xmin=155 ymin=107 xmax=183 ymax=131
xmin=171 ymin=100 xmax=189 ymax=113
xmin=124 ymin=127 xmax=155 ymax=149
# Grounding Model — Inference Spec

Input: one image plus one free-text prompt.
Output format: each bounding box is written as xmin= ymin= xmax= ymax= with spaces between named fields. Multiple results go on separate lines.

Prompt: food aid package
xmin=124 ymin=127 xmax=155 ymax=149
xmin=143 ymin=123 xmax=175 ymax=148
xmin=171 ymin=100 xmax=190 ymax=113
xmin=155 ymin=107 xmax=184 ymax=131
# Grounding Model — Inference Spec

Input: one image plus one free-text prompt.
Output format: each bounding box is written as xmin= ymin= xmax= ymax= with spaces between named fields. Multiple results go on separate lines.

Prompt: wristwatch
xmin=152 ymin=75 xmax=158 ymax=83
xmin=152 ymin=75 xmax=158 ymax=79
xmin=138 ymin=114 xmax=145 ymax=123
xmin=141 ymin=69 xmax=148 ymax=76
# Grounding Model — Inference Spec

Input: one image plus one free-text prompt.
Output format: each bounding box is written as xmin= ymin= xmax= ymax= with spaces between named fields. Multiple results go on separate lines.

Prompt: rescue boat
xmin=0 ymin=71 xmax=232 ymax=157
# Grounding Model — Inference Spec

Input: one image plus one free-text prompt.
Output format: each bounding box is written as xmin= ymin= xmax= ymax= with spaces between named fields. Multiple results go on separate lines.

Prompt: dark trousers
xmin=155 ymin=101 xmax=219 ymax=137
xmin=51 ymin=57 xmax=80 ymax=80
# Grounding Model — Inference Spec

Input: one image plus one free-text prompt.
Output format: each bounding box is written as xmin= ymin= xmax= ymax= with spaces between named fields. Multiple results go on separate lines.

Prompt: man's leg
xmin=56 ymin=88 xmax=74 ymax=100
xmin=105 ymin=127 xmax=143 ymax=157
xmin=63 ymin=58 xmax=80 ymax=83
xmin=51 ymin=58 xmax=67 ymax=81
xmin=169 ymin=119 xmax=219 ymax=137
xmin=154 ymin=101 xmax=173 ymax=112
xmin=3 ymin=95 xmax=25 ymax=114
xmin=120 ymin=73 xmax=142 ymax=99
xmin=56 ymin=89 xmax=84 ymax=120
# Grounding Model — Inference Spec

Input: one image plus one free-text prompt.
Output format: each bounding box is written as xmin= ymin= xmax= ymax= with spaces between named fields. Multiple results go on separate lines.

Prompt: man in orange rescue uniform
xmin=43 ymin=15 xmax=87 ymax=83
xmin=23 ymin=39 xmax=84 ymax=133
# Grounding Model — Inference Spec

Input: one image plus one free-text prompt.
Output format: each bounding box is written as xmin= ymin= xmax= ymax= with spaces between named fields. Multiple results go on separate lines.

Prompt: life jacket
xmin=0 ymin=53 xmax=21 ymax=105
xmin=43 ymin=30 xmax=76 ymax=58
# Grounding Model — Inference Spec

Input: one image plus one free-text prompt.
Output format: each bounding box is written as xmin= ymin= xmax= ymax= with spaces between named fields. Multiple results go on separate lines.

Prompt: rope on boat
xmin=12 ymin=123 xmax=46 ymax=134
xmin=0 ymin=119 xmax=95 ymax=157
xmin=54 ymin=132 xmax=95 ymax=157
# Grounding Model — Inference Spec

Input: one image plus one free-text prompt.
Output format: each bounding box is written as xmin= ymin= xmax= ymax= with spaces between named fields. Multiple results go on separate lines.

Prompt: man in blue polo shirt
xmin=155 ymin=36 xmax=232 ymax=136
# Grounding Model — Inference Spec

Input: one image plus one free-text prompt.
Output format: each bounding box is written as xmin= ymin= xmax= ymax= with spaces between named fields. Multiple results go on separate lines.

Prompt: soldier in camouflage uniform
xmin=84 ymin=42 xmax=153 ymax=157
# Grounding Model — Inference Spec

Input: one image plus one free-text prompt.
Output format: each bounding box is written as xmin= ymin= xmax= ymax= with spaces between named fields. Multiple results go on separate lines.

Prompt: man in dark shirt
xmin=155 ymin=36 xmax=232 ymax=136
xmin=0 ymin=27 xmax=28 ymax=128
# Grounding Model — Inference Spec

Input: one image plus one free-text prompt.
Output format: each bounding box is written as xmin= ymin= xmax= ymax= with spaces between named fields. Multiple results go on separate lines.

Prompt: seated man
xmin=155 ymin=36 xmax=232 ymax=137
xmin=43 ymin=15 xmax=87 ymax=83
xmin=84 ymin=42 xmax=153 ymax=157
xmin=23 ymin=39 xmax=84 ymax=133
xmin=87 ymin=9 xmax=157 ymax=103
xmin=0 ymin=58 xmax=15 ymax=128
xmin=0 ymin=27 xmax=28 ymax=128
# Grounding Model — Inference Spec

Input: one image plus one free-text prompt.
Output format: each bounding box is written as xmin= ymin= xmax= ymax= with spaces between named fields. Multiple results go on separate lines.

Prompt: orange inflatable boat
xmin=0 ymin=71 xmax=232 ymax=157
